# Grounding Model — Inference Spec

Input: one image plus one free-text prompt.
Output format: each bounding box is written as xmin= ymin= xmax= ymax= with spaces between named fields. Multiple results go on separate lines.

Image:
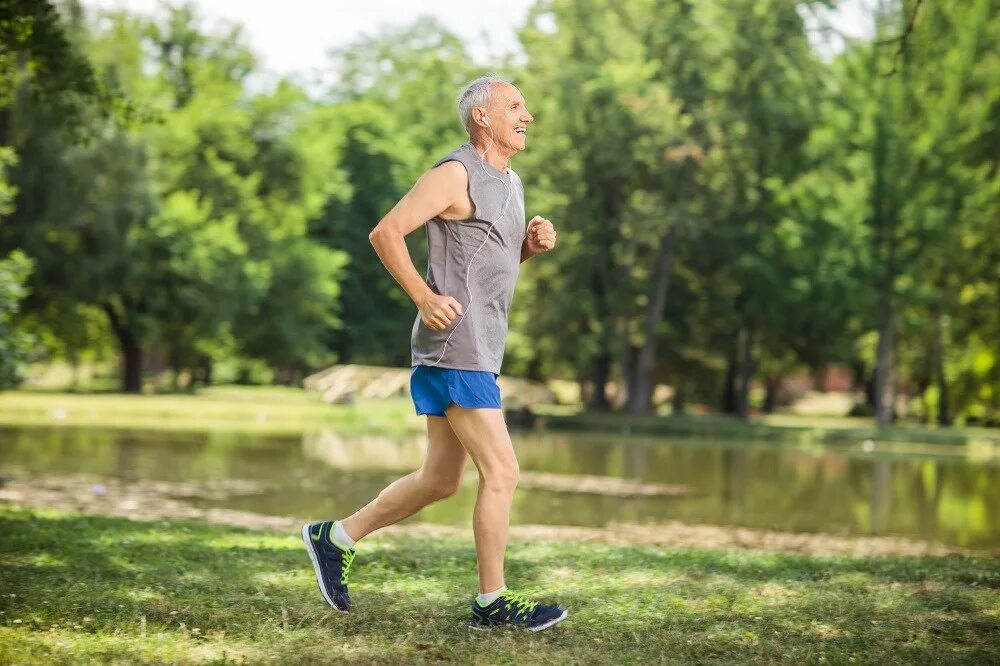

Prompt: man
xmin=302 ymin=75 xmax=567 ymax=632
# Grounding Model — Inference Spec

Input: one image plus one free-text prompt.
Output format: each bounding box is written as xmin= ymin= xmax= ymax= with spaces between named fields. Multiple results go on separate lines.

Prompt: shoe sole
xmin=468 ymin=608 xmax=568 ymax=632
xmin=301 ymin=523 xmax=349 ymax=613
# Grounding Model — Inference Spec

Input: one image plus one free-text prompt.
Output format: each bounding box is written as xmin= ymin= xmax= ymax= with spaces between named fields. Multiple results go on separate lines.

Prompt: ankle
xmin=331 ymin=520 xmax=357 ymax=549
xmin=476 ymin=585 xmax=507 ymax=607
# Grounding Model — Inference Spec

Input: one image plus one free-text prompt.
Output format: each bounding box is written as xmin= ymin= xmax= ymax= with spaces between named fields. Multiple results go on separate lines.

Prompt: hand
xmin=525 ymin=216 xmax=557 ymax=255
xmin=418 ymin=293 xmax=464 ymax=331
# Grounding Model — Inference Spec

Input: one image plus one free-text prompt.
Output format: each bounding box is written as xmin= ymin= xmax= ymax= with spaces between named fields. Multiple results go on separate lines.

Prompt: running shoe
xmin=301 ymin=521 xmax=355 ymax=612
xmin=467 ymin=590 xmax=568 ymax=632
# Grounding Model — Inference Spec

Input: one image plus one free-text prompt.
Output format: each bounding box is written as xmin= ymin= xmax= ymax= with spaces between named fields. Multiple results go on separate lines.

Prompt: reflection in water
xmin=303 ymin=430 xmax=690 ymax=498
xmin=723 ymin=449 xmax=749 ymax=524
xmin=916 ymin=463 xmax=945 ymax=542
xmin=0 ymin=425 xmax=998 ymax=549
xmin=871 ymin=460 xmax=893 ymax=536
xmin=303 ymin=430 xmax=426 ymax=470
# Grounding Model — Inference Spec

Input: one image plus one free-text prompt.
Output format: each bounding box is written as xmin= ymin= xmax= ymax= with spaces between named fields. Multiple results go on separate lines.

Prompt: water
xmin=1 ymin=425 xmax=997 ymax=550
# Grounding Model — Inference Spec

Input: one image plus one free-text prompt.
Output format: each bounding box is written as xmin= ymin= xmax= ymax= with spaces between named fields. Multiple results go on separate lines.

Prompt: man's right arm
xmin=368 ymin=162 xmax=467 ymax=331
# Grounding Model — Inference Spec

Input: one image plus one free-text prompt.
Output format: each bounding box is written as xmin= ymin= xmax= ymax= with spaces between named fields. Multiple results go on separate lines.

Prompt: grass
xmin=2 ymin=385 xmax=998 ymax=450
xmin=0 ymin=387 xmax=424 ymax=437
xmin=540 ymin=409 xmax=1000 ymax=448
xmin=1 ymin=506 xmax=998 ymax=665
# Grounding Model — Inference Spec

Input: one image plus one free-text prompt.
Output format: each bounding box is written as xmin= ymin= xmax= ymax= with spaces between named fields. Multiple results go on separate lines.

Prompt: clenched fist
xmin=525 ymin=216 xmax=557 ymax=255
xmin=419 ymin=293 xmax=464 ymax=331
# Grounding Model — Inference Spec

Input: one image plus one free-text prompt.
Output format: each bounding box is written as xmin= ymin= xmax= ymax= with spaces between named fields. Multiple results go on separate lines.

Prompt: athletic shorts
xmin=410 ymin=365 xmax=502 ymax=416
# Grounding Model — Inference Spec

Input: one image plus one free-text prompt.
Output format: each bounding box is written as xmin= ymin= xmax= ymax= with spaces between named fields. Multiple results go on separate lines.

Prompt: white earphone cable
xmin=426 ymin=125 xmax=513 ymax=367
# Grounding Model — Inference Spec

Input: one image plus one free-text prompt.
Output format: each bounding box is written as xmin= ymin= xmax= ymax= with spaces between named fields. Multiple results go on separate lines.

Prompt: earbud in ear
xmin=482 ymin=114 xmax=489 ymax=126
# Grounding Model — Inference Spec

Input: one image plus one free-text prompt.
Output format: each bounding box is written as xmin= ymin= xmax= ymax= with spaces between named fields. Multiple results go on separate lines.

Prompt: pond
xmin=1 ymin=425 xmax=997 ymax=550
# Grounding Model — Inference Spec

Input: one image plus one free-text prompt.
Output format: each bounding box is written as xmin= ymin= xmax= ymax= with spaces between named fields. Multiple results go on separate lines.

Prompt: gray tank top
xmin=410 ymin=143 xmax=526 ymax=373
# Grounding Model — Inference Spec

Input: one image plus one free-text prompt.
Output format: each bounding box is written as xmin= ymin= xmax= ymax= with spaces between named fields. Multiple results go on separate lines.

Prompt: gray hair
xmin=457 ymin=74 xmax=509 ymax=134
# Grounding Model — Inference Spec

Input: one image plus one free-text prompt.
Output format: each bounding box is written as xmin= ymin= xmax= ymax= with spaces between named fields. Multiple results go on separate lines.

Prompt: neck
xmin=470 ymin=134 xmax=514 ymax=173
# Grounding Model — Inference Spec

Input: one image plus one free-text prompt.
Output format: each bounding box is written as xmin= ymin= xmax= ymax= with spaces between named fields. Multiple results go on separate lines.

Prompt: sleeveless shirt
xmin=410 ymin=143 xmax=526 ymax=373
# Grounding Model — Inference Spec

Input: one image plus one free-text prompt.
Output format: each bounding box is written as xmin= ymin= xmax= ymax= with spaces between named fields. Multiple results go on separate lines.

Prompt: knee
xmin=480 ymin=461 xmax=519 ymax=494
xmin=421 ymin=472 xmax=463 ymax=500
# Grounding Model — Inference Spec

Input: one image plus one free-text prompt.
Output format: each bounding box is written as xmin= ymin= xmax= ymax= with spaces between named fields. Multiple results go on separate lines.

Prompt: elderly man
xmin=302 ymin=75 xmax=567 ymax=632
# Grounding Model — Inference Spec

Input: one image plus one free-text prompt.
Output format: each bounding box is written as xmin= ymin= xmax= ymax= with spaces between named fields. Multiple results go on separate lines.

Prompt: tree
xmin=3 ymin=6 xmax=345 ymax=391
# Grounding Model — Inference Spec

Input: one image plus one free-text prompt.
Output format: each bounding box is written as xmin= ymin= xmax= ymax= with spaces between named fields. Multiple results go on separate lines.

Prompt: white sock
xmin=331 ymin=520 xmax=356 ymax=549
xmin=476 ymin=585 xmax=507 ymax=607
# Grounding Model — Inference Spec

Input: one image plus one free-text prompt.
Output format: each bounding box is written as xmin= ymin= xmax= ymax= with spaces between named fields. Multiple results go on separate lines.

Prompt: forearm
xmin=369 ymin=228 xmax=435 ymax=306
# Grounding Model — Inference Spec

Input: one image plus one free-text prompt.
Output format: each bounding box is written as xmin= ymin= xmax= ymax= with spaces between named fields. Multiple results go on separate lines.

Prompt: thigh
xmin=422 ymin=415 xmax=469 ymax=482
xmin=444 ymin=406 xmax=517 ymax=475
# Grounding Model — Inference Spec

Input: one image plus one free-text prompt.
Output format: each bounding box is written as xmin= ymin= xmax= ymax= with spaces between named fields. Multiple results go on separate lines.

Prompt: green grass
xmin=2 ymin=386 xmax=998 ymax=449
xmin=541 ymin=410 xmax=1000 ymax=448
xmin=1 ymin=506 xmax=997 ymax=664
xmin=0 ymin=387 xmax=424 ymax=437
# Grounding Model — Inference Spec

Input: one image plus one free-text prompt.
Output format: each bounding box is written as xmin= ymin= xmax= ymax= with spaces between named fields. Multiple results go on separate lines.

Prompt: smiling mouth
xmin=515 ymin=127 xmax=526 ymax=135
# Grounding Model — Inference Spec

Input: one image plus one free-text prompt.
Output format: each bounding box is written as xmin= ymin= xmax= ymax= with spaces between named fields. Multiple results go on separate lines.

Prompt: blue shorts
xmin=410 ymin=365 xmax=502 ymax=416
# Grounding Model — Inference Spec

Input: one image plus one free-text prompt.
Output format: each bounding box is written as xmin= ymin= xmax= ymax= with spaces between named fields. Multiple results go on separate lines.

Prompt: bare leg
xmin=443 ymin=405 xmax=518 ymax=594
xmin=341 ymin=415 xmax=467 ymax=541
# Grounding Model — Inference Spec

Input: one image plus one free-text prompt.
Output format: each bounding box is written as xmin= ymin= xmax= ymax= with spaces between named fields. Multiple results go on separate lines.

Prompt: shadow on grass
xmin=1 ymin=508 xmax=998 ymax=664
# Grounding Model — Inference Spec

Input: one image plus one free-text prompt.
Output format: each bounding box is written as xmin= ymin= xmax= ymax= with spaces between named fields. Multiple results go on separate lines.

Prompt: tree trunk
xmin=870 ymin=90 xmax=897 ymax=427
xmin=526 ymin=352 xmax=544 ymax=383
xmin=204 ymin=357 xmax=213 ymax=385
xmin=586 ymin=263 xmax=614 ymax=411
xmin=102 ymin=303 xmax=143 ymax=393
xmin=763 ymin=374 xmax=781 ymax=414
xmin=585 ymin=178 xmax=624 ymax=412
xmin=0 ymin=107 xmax=10 ymax=148
xmin=933 ymin=308 xmax=950 ymax=426
xmin=620 ymin=340 xmax=640 ymax=411
xmin=865 ymin=371 xmax=877 ymax=411
xmin=874 ymin=299 xmax=895 ymax=426
xmin=811 ymin=366 xmax=826 ymax=391
xmin=671 ymin=380 xmax=686 ymax=415
xmin=168 ymin=346 xmax=182 ymax=392
xmin=721 ymin=342 xmax=739 ymax=415
xmin=626 ymin=223 xmax=678 ymax=415
xmin=850 ymin=360 xmax=867 ymax=393
xmin=737 ymin=325 xmax=756 ymax=421
xmin=69 ymin=351 xmax=80 ymax=391
xmin=588 ymin=352 xmax=612 ymax=411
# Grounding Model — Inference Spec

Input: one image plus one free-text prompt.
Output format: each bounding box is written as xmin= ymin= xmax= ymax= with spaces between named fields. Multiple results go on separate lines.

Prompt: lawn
xmin=0 ymin=387 xmax=424 ymax=437
xmin=1 ymin=506 xmax=997 ymax=665
xmin=3 ymin=386 xmax=998 ymax=451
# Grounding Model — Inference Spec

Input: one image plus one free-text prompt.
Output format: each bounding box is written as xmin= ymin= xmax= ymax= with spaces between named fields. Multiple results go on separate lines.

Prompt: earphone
xmin=425 ymin=116 xmax=514 ymax=367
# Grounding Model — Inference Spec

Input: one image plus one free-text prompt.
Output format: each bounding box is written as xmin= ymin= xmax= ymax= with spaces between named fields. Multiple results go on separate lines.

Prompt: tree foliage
xmin=0 ymin=0 xmax=995 ymax=425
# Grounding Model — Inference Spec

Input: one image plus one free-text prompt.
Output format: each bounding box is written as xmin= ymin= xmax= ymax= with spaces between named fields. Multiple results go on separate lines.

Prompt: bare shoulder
xmin=429 ymin=159 xmax=474 ymax=220
xmin=408 ymin=160 xmax=465 ymax=196
xmin=432 ymin=159 xmax=469 ymax=188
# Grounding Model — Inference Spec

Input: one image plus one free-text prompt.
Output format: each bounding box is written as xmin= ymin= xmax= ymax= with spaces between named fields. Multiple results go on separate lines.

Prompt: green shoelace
xmin=500 ymin=590 xmax=538 ymax=618
xmin=340 ymin=548 xmax=356 ymax=586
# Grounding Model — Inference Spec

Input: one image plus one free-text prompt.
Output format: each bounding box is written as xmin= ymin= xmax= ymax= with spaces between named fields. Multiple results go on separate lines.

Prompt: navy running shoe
xmin=468 ymin=590 xmax=568 ymax=632
xmin=301 ymin=521 xmax=355 ymax=612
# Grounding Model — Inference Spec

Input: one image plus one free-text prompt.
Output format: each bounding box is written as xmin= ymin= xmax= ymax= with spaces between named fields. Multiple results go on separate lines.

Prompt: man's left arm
xmin=521 ymin=215 xmax=557 ymax=263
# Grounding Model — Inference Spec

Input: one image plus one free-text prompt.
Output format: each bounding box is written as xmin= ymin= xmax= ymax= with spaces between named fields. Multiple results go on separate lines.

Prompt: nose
xmin=524 ymin=109 xmax=534 ymax=124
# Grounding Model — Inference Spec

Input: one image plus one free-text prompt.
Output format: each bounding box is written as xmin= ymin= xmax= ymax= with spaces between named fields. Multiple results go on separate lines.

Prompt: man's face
xmin=484 ymin=82 xmax=534 ymax=152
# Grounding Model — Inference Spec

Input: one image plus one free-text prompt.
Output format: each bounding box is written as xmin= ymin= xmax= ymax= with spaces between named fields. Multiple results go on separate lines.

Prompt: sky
xmin=85 ymin=0 xmax=874 ymax=80
xmin=86 ymin=0 xmax=537 ymax=77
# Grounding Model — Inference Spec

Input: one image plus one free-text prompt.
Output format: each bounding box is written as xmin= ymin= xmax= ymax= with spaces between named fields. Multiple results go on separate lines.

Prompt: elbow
xmin=368 ymin=226 xmax=382 ymax=246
